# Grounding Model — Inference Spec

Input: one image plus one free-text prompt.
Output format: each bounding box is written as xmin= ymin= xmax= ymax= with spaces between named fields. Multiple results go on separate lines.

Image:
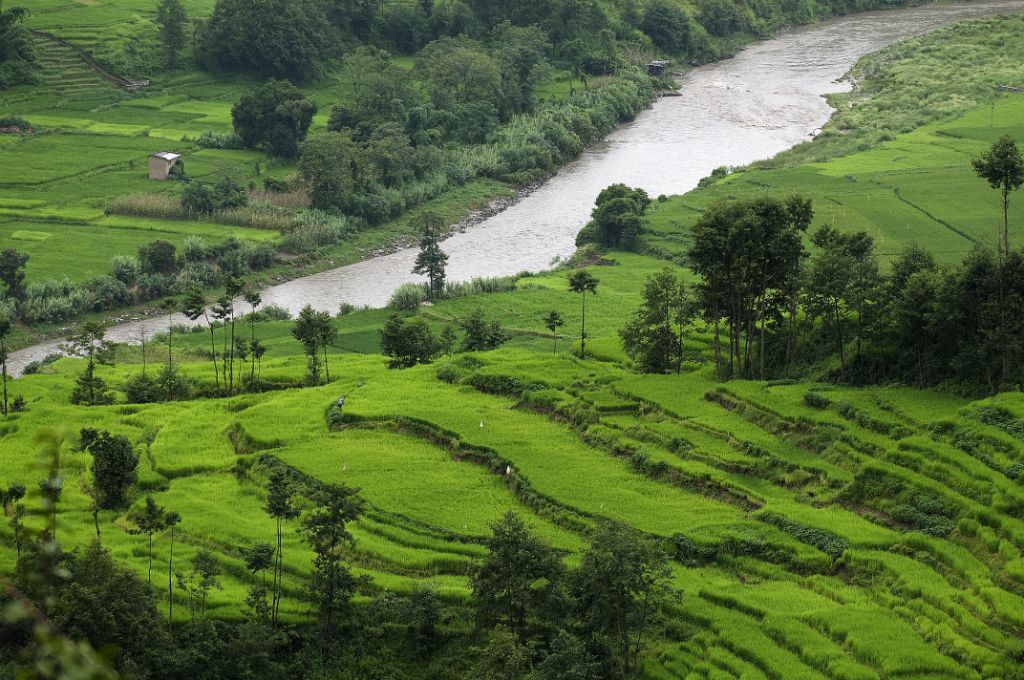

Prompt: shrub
xmin=192 ymin=129 xmax=243 ymax=149
xmin=85 ymin=275 xmax=132 ymax=311
xmin=388 ymin=283 xmax=427 ymax=310
xmin=111 ymin=255 xmax=140 ymax=286
xmin=803 ymin=391 xmax=831 ymax=409
xmin=181 ymin=182 xmax=215 ymax=216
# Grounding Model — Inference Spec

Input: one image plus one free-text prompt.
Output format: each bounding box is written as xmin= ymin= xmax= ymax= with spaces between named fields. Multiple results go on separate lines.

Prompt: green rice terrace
xmin=3 ymin=250 xmax=1024 ymax=678
xmin=3 ymin=1 xmax=1024 ymax=679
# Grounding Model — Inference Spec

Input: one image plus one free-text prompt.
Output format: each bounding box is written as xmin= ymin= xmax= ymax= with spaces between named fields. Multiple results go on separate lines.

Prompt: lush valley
xmin=2 ymin=1 xmax=1024 ymax=679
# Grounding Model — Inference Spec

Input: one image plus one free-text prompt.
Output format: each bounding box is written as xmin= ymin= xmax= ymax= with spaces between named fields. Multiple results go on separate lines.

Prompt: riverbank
xmin=7 ymin=0 xmax=1024 ymax=374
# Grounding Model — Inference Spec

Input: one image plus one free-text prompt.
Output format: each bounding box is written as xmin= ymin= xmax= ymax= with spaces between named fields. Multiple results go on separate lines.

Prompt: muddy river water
xmin=9 ymin=0 xmax=1024 ymax=374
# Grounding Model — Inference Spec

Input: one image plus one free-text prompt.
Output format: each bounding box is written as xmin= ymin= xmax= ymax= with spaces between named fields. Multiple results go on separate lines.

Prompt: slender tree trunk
xmin=785 ymin=295 xmax=797 ymax=377
xmin=1 ymin=337 xmax=8 ymax=417
xmin=229 ymin=314 xmax=236 ymax=394
xmin=713 ymin=316 xmax=723 ymax=381
xmin=250 ymin=318 xmax=257 ymax=383
xmin=1004 ymin=189 xmax=1010 ymax=255
xmin=207 ymin=318 xmax=220 ymax=395
xmin=168 ymin=527 xmax=175 ymax=625
xmin=92 ymin=506 xmax=100 ymax=541
xmin=148 ymin=533 xmax=153 ymax=585
xmin=834 ymin=301 xmax=846 ymax=380
xmin=580 ymin=295 xmax=587 ymax=359
xmin=167 ymin=311 xmax=173 ymax=370
xmin=323 ymin=342 xmax=330 ymax=383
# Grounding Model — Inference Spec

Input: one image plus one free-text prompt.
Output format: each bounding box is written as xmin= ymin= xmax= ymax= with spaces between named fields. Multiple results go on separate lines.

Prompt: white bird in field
xmin=479 ymin=421 xmax=484 ymax=428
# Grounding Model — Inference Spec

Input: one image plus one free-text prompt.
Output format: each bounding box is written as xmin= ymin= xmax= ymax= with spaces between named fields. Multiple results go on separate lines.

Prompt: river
xmin=8 ymin=0 xmax=1024 ymax=375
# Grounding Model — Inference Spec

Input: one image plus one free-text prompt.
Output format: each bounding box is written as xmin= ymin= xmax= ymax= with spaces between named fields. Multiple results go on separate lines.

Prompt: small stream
xmin=8 ymin=0 xmax=1024 ymax=375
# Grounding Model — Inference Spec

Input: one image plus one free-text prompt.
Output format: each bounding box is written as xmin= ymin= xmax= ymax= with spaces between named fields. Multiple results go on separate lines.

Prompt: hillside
xmin=3 ymin=5 xmax=1024 ymax=680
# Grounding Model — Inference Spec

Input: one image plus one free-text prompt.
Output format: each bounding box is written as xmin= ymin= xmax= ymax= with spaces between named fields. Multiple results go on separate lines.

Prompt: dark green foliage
xmin=301 ymin=483 xmax=364 ymax=639
xmin=972 ymin=135 xmax=1023 ymax=253
xmin=84 ymin=430 xmax=138 ymax=509
xmin=412 ymin=213 xmax=448 ymax=299
xmin=471 ymin=511 xmax=564 ymax=643
xmin=201 ymin=0 xmax=333 ymax=83
xmin=297 ymin=132 xmax=360 ymax=211
xmin=568 ymin=270 xmax=598 ymax=359
xmin=576 ymin=184 xmax=650 ymax=250
xmin=0 ymin=248 xmax=28 ymax=302
xmin=571 ymin=522 xmax=674 ymax=677
xmin=761 ymin=512 xmax=849 ymax=559
xmin=459 ymin=309 xmax=510 ymax=352
xmin=231 ymin=79 xmax=318 ymax=158
xmin=138 ymin=239 xmax=178 ymax=275
xmin=0 ymin=1 xmax=35 ymax=88
xmin=156 ymin=0 xmax=188 ymax=70
xmin=379 ymin=314 xmax=439 ymax=369
xmin=212 ymin=176 xmax=248 ymax=210
xmin=292 ymin=305 xmax=337 ymax=384
xmin=620 ymin=268 xmax=691 ymax=373
xmin=642 ymin=0 xmax=693 ymax=54
xmin=802 ymin=391 xmax=831 ymax=409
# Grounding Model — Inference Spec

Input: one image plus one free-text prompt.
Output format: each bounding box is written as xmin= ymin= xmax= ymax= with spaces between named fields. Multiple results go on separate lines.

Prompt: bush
xmin=181 ymin=182 xmax=216 ymax=216
xmin=192 ymin=129 xmax=243 ymax=149
xmin=283 ymin=211 xmax=353 ymax=253
xmin=803 ymin=391 xmax=831 ymax=409
xmin=388 ymin=283 xmax=427 ymax=310
xmin=111 ymin=255 xmax=140 ymax=286
xmin=85 ymin=275 xmax=132 ymax=311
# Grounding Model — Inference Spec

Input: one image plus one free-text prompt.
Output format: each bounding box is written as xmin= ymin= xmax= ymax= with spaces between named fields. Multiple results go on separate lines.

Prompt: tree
xmin=181 ymin=182 xmax=215 ymax=216
xmin=0 ymin=248 xmax=28 ymax=302
xmin=805 ymin=227 xmax=880 ymax=379
xmin=65 ymin=322 xmax=115 ymax=406
xmin=224 ymin=277 xmax=244 ymax=394
xmin=620 ymin=269 xmax=690 ymax=373
xmin=544 ymin=309 xmax=564 ymax=353
xmin=379 ymin=314 xmax=439 ymax=368
xmin=300 ymin=483 xmax=363 ymax=640
xmin=688 ymin=195 xmax=811 ymax=379
xmin=83 ymin=429 xmax=138 ymax=509
xmin=534 ymin=630 xmax=601 ymax=680
xmin=265 ymin=469 xmax=298 ymax=625
xmin=0 ymin=315 xmax=10 ymax=416
xmin=201 ymin=0 xmax=332 ymax=84
xmin=470 ymin=625 xmax=532 ymax=680
xmin=231 ymin=79 xmax=318 ymax=158
xmin=292 ymin=305 xmax=335 ymax=384
xmin=3 ymin=482 xmax=27 ymax=558
xmin=156 ymin=0 xmax=188 ymax=70
xmin=297 ymin=131 xmax=361 ymax=210
xmin=183 ymin=288 xmax=220 ymax=394
xmin=241 ymin=542 xmax=275 ymax=623
xmin=412 ymin=213 xmax=449 ymax=300
xmin=138 ymin=239 xmax=178 ymax=275
xmin=972 ymin=135 xmax=1024 ymax=254
xmin=34 ymin=540 xmax=170 ymax=674
xmin=472 ymin=511 xmax=564 ymax=644
xmin=572 ymin=522 xmax=674 ymax=677
xmin=577 ymin=184 xmax=650 ymax=250
xmin=642 ymin=0 xmax=692 ymax=54
xmin=0 ymin=1 xmax=35 ymax=88
xmin=165 ymin=510 xmax=181 ymax=624
xmin=568 ymin=270 xmax=598 ymax=359
xmin=244 ymin=290 xmax=262 ymax=383
xmin=177 ymin=550 xmax=221 ymax=623
xmin=460 ymin=309 xmax=510 ymax=352
xmin=129 ymin=495 xmax=166 ymax=585
xmin=160 ymin=296 xmax=178 ymax=370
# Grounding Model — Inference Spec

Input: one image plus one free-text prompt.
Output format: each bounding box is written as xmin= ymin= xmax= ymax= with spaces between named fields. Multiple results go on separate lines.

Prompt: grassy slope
xmin=645 ymin=13 xmax=1024 ymax=264
xmin=2 ymin=250 xmax=1024 ymax=676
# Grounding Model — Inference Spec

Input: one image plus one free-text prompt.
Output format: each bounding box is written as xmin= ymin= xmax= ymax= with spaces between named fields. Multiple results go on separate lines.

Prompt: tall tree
xmin=292 ymin=305 xmax=334 ymax=384
xmin=156 ymin=0 xmax=188 ymax=70
xmin=568 ymin=270 xmax=598 ymax=359
xmin=0 ymin=315 xmax=10 ymax=416
xmin=972 ymin=135 xmax=1024 ymax=254
xmin=572 ymin=522 xmax=674 ymax=677
xmin=224 ymin=278 xmax=244 ymax=394
xmin=265 ymin=470 xmax=298 ymax=625
xmin=129 ymin=495 xmax=166 ymax=585
xmin=300 ymin=482 xmax=363 ymax=641
xmin=183 ymin=288 xmax=220 ymax=394
xmin=161 ymin=296 xmax=178 ymax=370
xmin=619 ymin=269 xmax=689 ymax=374
xmin=231 ymin=79 xmax=318 ymax=157
xmin=165 ymin=510 xmax=181 ymax=624
xmin=240 ymin=542 xmax=275 ymax=623
xmin=412 ymin=213 xmax=449 ymax=300
xmin=543 ymin=309 xmax=564 ymax=353
xmin=83 ymin=429 xmax=138 ymax=510
xmin=0 ymin=1 xmax=35 ymax=88
xmin=0 ymin=248 xmax=28 ymax=303
xmin=471 ymin=511 xmax=564 ymax=644
xmin=64 ymin=322 xmax=115 ymax=406
xmin=244 ymin=290 xmax=262 ymax=384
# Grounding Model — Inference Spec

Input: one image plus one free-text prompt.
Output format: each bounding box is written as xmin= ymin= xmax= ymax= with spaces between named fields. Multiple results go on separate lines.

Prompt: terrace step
xmin=30 ymin=31 xmax=146 ymax=94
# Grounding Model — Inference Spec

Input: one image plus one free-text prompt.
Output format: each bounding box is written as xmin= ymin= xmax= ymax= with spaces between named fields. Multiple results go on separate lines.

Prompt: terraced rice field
xmin=644 ymin=96 xmax=1024 ymax=264
xmin=2 ymin=251 xmax=1024 ymax=676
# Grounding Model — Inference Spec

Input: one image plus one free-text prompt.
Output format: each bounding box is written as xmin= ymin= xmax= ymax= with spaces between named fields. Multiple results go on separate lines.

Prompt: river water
xmin=8 ymin=0 xmax=1024 ymax=375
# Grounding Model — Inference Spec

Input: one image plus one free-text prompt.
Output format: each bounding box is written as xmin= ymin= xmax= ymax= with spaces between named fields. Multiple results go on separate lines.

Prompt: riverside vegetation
xmin=0 ymin=0 xmax=949 ymax=350
xmin=3 ymin=6 xmax=1024 ymax=680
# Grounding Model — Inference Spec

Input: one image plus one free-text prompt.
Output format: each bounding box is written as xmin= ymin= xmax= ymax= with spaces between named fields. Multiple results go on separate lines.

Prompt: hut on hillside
xmin=148 ymin=151 xmax=181 ymax=180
